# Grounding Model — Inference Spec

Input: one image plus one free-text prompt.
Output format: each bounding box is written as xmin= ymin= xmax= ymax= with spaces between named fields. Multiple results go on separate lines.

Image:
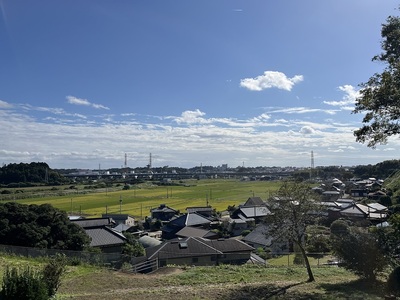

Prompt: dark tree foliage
xmin=330 ymin=220 xmax=387 ymax=281
xmin=0 ymin=202 xmax=90 ymax=250
xmin=353 ymin=159 xmax=400 ymax=179
xmin=0 ymin=162 xmax=67 ymax=185
xmin=353 ymin=14 xmax=400 ymax=147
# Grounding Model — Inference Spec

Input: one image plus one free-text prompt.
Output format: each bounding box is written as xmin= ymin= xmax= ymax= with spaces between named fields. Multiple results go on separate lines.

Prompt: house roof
xmin=151 ymin=204 xmax=177 ymax=213
xmin=138 ymin=235 xmax=162 ymax=248
xmin=146 ymin=237 xmax=222 ymax=260
xmin=113 ymin=223 xmax=132 ymax=233
xmin=242 ymin=224 xmax=272 ymax=247
xmin=85 ymin=227 xmax=126 ymax=247
xmin=169 ymin=213 xmax=211 ymax=227
xmin=239 ymin=206 xmax=271 ymax=218
xmin=244 ymin=197 xmax=265 ymax=206
xmin=339 ymin=205 xmax=367 ymax=218
xmin=72 ymin=217 xmax=114 ymax=228
xmin=102 ymin=214 xmax=134 ymax=221
xmin=176 ymin=226 xmax=218 ymax=239
xmin=146 ymin=237 xmax=253 ymax=260
xmin=366 ymin=202 xmax=388 ymax=212
xmin=186 ymin=206 xmax=213 ymax=214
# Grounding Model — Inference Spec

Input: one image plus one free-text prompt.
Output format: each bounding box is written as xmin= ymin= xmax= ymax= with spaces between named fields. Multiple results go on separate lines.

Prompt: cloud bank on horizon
xmin=1 ymin=1 xmax=399 ymax=169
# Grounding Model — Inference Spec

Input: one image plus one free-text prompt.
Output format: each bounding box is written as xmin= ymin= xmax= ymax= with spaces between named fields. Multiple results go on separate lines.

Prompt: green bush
xmin=0 ymin=266 xmax=48 ymax=300
xmin=42 ymin=254 xmax=67 ymax=297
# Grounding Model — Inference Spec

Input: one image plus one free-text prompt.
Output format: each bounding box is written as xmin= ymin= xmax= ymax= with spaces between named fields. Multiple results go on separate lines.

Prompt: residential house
xmin=151 ymin=204 xmax=179 ymax=221
xmin=161 ymin=212 xmax=212 ymax=239
xmin=186 ymin=206 xmax=214 ymax=218
xmin=102 ymin=214 xmax=136 ymax=227
xmin=241 ymin=224 xmax=290 ymax=254
xmin=146 ymin=237 xmax=254 ymax=267
xmin=72 ymin=217 xmax=126 ymax=253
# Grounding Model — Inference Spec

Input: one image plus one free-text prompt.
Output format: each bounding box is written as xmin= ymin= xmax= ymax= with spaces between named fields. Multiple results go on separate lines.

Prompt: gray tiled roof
xmin=176 ymin=226 xmax=218 ymax=239
xmin=239 ymin=206 xmax=271 ymax=218
xmin=146 ymin=237 xmax=253 ymax=260
xmin=85 ymin=227 xmax=126 ymax=247
xmin=71 ymin=217 xmax=114 ymax=228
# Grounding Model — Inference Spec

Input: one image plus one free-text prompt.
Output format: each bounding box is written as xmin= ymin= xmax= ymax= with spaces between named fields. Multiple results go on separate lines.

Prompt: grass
xmin=5 ymin=179 xmax=282 ymax=218
xmin=0 ymin=253 xmax=390 ymax=299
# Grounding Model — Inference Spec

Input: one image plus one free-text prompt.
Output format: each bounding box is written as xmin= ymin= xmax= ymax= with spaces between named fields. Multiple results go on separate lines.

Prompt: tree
xmin=353 ymin=13 xmax=400 ymax=147
xmin=330 ymin=220 xmax=387 ymax=281
xmin=267 ymin=180 xmax=322 ymax=282
xmin=0 ymin=202 xmax=90 ymax=250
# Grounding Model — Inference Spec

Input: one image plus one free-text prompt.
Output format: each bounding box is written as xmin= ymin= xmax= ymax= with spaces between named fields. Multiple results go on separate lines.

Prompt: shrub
xmin=42 ymin=254 xmax=67 ymax=297
xmin=0 ymin=266 xmax=48 ymax=300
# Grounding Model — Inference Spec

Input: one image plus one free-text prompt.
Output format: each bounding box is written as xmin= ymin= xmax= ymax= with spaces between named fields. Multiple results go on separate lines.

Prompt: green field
xmin=9 ymin=179 xmax=282 ymax=218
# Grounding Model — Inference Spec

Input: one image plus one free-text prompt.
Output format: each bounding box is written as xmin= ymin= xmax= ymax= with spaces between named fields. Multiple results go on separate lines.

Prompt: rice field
xmin=12 ymin=179 xmax=282 ymax=218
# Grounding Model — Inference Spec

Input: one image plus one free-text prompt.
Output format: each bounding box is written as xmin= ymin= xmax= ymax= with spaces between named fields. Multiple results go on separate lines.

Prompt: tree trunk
xmin=296 ymin=241 xmax=315 ymax=282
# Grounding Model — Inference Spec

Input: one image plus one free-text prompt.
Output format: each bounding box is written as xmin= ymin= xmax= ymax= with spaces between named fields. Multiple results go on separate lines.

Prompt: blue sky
xmin=1 ymin=0 xmax=400 ymax=169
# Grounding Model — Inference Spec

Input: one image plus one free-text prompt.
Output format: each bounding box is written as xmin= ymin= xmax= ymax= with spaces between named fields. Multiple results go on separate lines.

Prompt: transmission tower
xmin=310 ymin=151 xmax=315 ymax=180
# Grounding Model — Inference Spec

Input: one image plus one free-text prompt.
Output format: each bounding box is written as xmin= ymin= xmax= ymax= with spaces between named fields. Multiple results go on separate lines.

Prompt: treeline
xmin=353 ymin=159 xmax=400 ymax=179
xmin=0 ymin=162 xmax=67 ymax=186
xmin=0 ymin=202 xmax=90 ymax=250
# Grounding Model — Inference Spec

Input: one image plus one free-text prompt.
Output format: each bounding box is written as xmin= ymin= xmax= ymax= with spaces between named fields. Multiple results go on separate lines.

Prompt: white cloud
xmin=300 ymin=126 xmax=315 ymax=135
xmin=323 ymin=85 xmax=360 ymax=108
xmin=0 ymin=100 xmax=13 ymax=109
xmin=173 ymin=109 xmax=209 ymax=124
xmin=265 ymin=106 xmax=337 ymax=115
xmin=67 ymin=96 xmax=110 ymax=110
xmin=240 ymin=71 xmax=303 ymax=91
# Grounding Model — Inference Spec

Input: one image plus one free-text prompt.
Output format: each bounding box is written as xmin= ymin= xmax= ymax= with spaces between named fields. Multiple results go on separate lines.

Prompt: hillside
xmin=0 ymin=254 xmax=387 ymax=300
xmin=384 ymin=169 xmax=400 ymax=200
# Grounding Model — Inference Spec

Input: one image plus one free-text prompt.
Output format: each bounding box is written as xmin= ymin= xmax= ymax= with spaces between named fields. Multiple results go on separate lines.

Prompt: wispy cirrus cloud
xmin=264 ymin=106 xmax=338 ymax=115
xmin=67 ymin=95 xmax=110 ymax=110
xmin=240 ymin=71 xmax=303 ymax=91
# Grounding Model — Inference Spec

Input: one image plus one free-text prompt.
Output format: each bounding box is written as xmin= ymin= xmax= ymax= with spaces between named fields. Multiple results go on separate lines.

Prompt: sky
xmin=1 ymin=0 xmax=400 ymax=170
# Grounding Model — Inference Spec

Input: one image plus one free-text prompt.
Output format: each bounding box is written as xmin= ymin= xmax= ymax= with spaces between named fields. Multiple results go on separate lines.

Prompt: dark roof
xmin=176 ymin=226 xmax=218 ymax=239
xmin=242 ymin=224 xmax=272 ymax=247
xmin=146 ymin=237 xmax=253 ymax=260
xmin=71 ymin=217 xmax=114 ymax=228
xmin=151 ymin=204 xmax=178 ymax=213
xmin=204 ymin=239 xmax=254 ymax=253
xmin=186 ymin=207 xmax=213 ymax=214
xmin=146 ymin=237 xmax=222 ymax=260
xmin=244 ymin=197 xmax=264 ymax=206
xmin=85 ymin=227 xmax=126 ymax=247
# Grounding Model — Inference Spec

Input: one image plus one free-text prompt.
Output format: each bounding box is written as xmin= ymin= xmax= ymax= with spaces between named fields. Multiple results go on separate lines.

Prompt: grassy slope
xmin=0 ymin=255 xmax=386 ymax=300
xmin=11 ymin=179 xmax=281 ymax=218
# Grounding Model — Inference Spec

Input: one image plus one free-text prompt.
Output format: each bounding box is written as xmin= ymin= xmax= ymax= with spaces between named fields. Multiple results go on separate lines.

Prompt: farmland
xmin=3 ymin=179 xmax=282 ymax=218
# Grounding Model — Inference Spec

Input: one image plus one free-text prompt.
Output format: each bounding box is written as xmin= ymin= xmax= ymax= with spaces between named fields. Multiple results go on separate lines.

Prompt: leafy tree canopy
xmin=0 ymin=162 xmax=67 ymax=185
xmin=353 ymin=13 xmax=400 ymax=147
xmin=0 ymin=202 xmax=90 ymax=250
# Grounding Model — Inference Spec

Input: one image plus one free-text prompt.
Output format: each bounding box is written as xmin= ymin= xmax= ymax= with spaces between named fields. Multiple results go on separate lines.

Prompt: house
xmin=351 ymin=188 xmax=368 ymax=197
xmin=151 ymin=204 xmax=179 ymax=221
xmin=146 ymin=237 xmax=254 ymax=267
xmin=161 ymin=212 xmax=212 ymax=239
xmin=242 ymin=224 xmax=289 ymax=254
xmin=72 ymin=217 xmax=126 ymax=253
xmin=102 ymin=214 xmax=136 ymax=226
xmin=186 ymin=206 xmax=214 ymax=217
xmin=232 ymin=206 xmax=271 ymax=222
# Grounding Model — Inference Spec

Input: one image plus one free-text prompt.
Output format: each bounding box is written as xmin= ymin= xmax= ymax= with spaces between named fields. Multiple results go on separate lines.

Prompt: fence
xmin=0 ymin=244 xmax=124 ymax=268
